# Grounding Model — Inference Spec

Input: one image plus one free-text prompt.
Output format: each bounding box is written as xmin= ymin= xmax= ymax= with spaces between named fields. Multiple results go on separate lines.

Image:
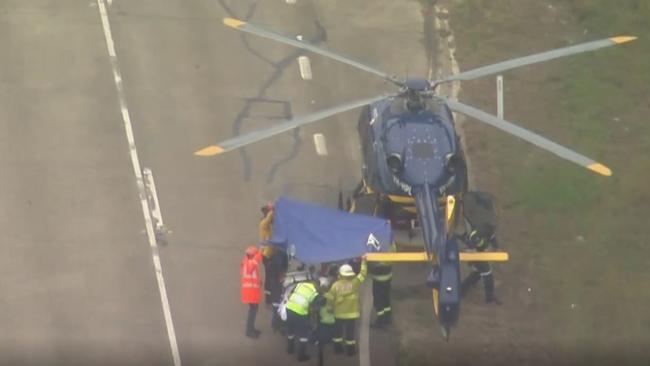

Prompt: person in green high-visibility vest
xmin=285 ymin=279 xmax=321 ymax=362
xmin=326 ymin=256 xmax=367 ymax=356
xmin=313 ymin=277 xmax=336 ymax=366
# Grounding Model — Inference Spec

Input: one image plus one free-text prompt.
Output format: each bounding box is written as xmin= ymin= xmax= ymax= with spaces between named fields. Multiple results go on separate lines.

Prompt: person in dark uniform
xmin=268 ymin=248 xmax=289 ymax=332
xmin=460 ymin=230 xmax=499 ymax=303
xmin=368 ymin=242 xmax=396 ymax=328
xmin=460 ymin=191 xmax=501 ymax=304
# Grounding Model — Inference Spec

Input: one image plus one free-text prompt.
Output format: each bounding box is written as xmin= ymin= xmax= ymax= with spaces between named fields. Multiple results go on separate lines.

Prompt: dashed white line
xmin=286 ymin=0 xmax=297 ymax=4
xmin=497 ymin=75 xmax=504 ymax=119
xmin=312 ymin=133 xmax=328 ymax=156
xmin=96 ymin=1 xmax=182 ymax=366
xmin=298 ymin=56 xmax=313 ymax=80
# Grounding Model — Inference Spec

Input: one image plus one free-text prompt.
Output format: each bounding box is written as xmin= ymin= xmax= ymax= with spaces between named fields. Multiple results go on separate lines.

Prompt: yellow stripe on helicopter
xmin=366 ymin=251 xmax=509 ymax=262
xmin=194 ymin=145 xmax=225 ymax=156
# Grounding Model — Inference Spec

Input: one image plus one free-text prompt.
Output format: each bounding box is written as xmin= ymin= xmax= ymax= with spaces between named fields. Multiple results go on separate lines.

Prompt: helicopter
xmin=195 ymin=17 xmax=635 ymax=337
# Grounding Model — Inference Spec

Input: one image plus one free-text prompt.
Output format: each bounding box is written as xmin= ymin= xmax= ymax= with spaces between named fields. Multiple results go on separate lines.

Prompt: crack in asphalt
xmin=217 ymin=0 xmax=327 ymax=183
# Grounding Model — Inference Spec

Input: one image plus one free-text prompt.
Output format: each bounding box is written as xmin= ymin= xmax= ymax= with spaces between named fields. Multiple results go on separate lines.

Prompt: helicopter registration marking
xmin=313 ymin=133 xmax=328 ymax=156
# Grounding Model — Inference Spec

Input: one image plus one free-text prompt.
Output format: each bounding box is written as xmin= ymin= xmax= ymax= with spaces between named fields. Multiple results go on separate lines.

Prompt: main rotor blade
xmin=445 ymin=99 xmax=612 ymax=176
xmin=438 ymin=36 xmax=636 ymax=82
xmin=223 ymin=18 xmax=403 ymax=86
xmin=194 ymin=95 xmax=388 ymax=156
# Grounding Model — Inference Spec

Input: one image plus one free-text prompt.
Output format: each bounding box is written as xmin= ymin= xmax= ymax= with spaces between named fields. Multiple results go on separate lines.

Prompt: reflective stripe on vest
xmin=286 ymin=282 xmax=317 ymax=316
xmin=470 ymin=230 xmax=489 ymax=251
xmin=369 ymin=242 xmax=395 ymax=281
xmin=241 ymin=271 xmax=258 ymax=280
xmin=369 ymin=262 xmax=392 ymax=282
xmin=241 ymin=259 xmax=260 ymax=289
xmin=319 ymin=306 xmax=335 ymax=325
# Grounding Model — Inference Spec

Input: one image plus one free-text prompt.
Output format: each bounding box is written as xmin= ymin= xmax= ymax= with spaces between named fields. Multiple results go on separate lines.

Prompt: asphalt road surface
xmin=0 ymin=1 xmax=429 ymax=365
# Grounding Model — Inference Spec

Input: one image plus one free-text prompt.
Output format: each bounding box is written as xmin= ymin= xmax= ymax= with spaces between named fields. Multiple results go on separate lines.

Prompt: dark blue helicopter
xmin=196 ymin=17 xmax=634 ymax=337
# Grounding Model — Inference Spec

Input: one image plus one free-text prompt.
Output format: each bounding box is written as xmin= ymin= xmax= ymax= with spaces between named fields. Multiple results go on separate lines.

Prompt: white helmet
xmin=339 ymin=264 xmax=355 ymax=277
xmin=318 ymin=277 xmax=330 ymax=288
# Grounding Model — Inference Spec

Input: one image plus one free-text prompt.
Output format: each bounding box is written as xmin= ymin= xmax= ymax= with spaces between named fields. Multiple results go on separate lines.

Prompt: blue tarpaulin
xmin=269 ymin=197 xmax=393 ymax=263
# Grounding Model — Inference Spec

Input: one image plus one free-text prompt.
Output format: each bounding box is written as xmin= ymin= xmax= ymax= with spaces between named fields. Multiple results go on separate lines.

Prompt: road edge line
xmin=96 ymin=1 xmax=182 ymax=365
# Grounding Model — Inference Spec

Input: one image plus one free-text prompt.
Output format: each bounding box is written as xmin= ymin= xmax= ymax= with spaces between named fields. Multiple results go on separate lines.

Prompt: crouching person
xmin=285 ymin=279 xmax=320 ymax=362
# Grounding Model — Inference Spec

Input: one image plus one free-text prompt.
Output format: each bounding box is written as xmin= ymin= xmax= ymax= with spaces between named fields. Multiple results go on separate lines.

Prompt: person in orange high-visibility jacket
xmin=241 ymin=245 xmax=263 ymax=338
xmin=326 ymin=256 xmax=367 ymax=356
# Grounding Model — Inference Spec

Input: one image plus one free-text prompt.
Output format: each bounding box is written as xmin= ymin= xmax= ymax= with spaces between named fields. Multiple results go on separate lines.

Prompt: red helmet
xmin=245 ymin=246 xmax=258 ymax=257
xmin=261 ymin=201 xmax=274 ymax=216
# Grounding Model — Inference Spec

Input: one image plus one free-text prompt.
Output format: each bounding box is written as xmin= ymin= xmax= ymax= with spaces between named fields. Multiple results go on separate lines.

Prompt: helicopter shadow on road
xmin=217 ymin=0 xmax=327 ymax=184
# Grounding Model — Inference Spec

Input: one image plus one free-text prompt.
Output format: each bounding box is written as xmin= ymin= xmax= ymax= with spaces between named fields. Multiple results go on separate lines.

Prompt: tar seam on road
xmin=96 ymin=1 xmax=182 ymax=366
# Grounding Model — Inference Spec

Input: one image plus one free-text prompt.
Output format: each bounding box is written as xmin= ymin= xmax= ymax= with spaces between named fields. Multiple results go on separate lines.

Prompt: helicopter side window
xmin=413 ymin=143 xmax=435 ymax=158
xmin=386 ymin=153 xmax=403 ymax=175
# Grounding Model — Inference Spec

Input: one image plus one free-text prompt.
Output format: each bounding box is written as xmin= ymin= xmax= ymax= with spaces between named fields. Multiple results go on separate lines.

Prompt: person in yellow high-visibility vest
xmin=368 ymin=242 xmax=396 ymax=328
xmin=313 ymin=277 xmax=335 ymax=366
xmin=285 ymin=279 xmax=320 ymax=362
xmin=326 ymin=256 xmax=367 ymax=356
xmin=259 ymin=203 xmax=275 ymax=305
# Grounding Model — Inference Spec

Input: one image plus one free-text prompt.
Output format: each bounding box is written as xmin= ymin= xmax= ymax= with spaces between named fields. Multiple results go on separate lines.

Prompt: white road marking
xmin=312 ymin=133 xmax=328 ymax=156
xmin=96 ymin=2 xmax=181 ymax=366
xmin=143 ymin=168 xmax=165 ymax=231
xmin=286 ymin=0 xmax=297 ymax=4
xmin=497 ymin=75 xmax=504 ymax=119
xmin=298 ymin=55 xmax=313 ymax=80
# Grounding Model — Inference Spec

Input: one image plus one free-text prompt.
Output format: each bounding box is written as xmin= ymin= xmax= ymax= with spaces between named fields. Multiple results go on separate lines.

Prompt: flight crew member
xmin=368 ymin=242 xmax=396 ymax=328
xmin=313 ymin=277 xmax=335 ymax=366
xmin=460 ymin=229 xmax=499 ymax=304
xmin=259 ymin=202 xmax=276 ymax=304
xmin=326 ymin=256 xmax=367 ymax=356
xmin=285 ymin=279 xmax=320 ymax=362
xmin=241 ymin=245 xmax=263 ymax=339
